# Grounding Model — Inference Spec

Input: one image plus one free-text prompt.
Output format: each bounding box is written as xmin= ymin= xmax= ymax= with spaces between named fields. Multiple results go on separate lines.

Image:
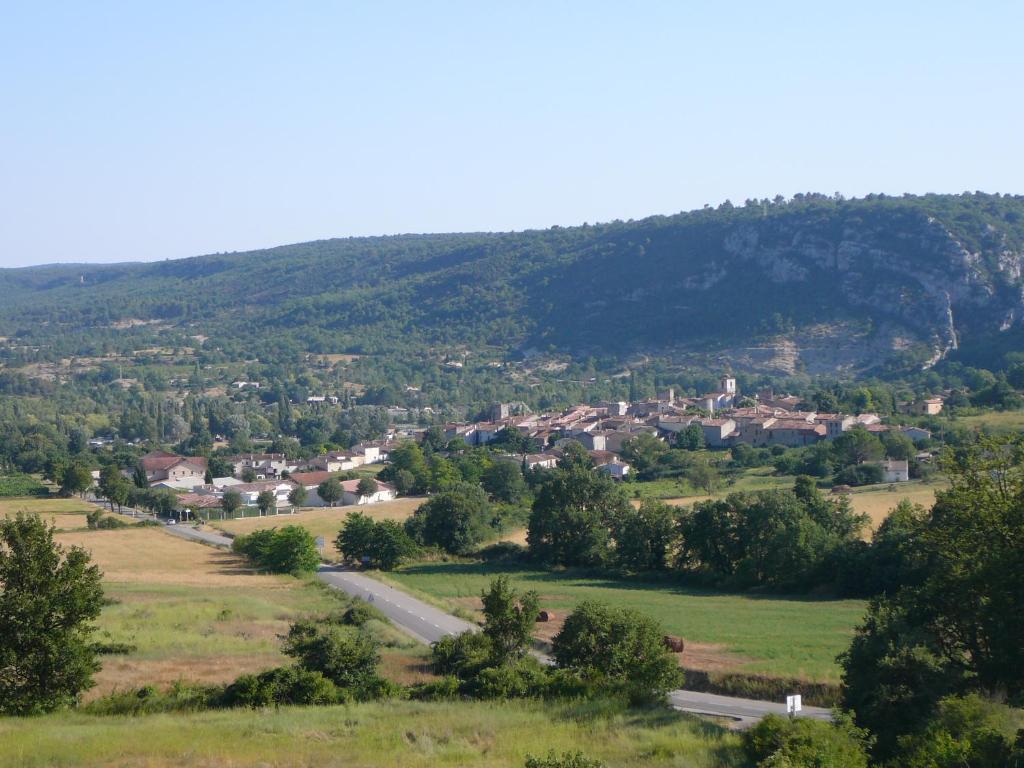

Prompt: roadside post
xmin=786 ymin=694 xmax=802 ymax=719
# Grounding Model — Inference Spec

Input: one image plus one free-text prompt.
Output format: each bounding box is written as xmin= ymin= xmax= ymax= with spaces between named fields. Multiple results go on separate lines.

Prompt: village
xmin=135 ymin=374 xmax=942 ymax=520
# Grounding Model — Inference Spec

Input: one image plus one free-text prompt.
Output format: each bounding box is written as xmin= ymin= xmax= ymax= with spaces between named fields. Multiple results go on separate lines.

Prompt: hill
xmin=2 ymin=192 xmax=1023 ymax=377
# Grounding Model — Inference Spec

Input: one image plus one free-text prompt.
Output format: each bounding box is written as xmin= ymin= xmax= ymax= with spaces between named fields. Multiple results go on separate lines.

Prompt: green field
xmin=630 ymin=467 xmax=798 ymax=502
xmin=0 ymin=700 xmax=742 ymax=768
xmin=954 ymin=409 xmax=1024 ymax=432
xmin=381 ymin=562 xmax=865 ymax=684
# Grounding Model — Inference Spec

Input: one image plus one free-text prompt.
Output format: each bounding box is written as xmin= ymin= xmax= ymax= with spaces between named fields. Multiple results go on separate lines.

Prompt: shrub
xmin=341 ymin=598 xmax=388 ymax=627
xmin=463 ymin=658 xmax=547 ymax=700
xmin=233 ymin=526 xmax=320 ymax=574
xmin=743 ymin=713 xmax=870 ymax=768
xmin=525 ymin=751 xmax=606 ymax=768
xmin=85 ymin=683 xmax=223 ymax=715
xmin=223 ymin=666 xmax=340 ymax=708
xmin=431 ymin=631 xmax=494 ymax=679
xmin=281 ymin=620 xmax=385 ymax=698
xmin=552 ymin=600 xmax=683 ymax=704
xmin=408 ymin=675 xmax=461 ymax=701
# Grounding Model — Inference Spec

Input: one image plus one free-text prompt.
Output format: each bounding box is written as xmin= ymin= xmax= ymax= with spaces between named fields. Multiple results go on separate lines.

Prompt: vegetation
xmin=231 ymin=526 xmax=321 ymax=574
xmin=0 ymin=514 xmax=104 ymax=714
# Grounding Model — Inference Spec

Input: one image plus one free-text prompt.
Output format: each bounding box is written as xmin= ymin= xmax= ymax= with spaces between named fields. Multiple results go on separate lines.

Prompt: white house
xmin=596 ymin=459 xmax=631 ymax=480
xmin=900 ymin=426 xmax=932 ymax=442
xmin=339 ymin=479 xmax=397 ymax=506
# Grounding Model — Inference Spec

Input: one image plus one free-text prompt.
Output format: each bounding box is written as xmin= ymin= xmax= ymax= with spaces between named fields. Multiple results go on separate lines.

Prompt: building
xmin=913 ymin=397 xmax=944 ymax=416
xmin=227 ymin=453 xmax=289 ymax=479
xmin=140 ymin=451 xmax=209 ymax=486
xmin=870 ymin=459 xmax=910 ymax=483
xmin=596 ymin=459 xmax=631 ymax=480
xmin=310 ymin=451 xmax=362 ymax=473
xmin=698 ymin=418 xmax=737 ymax=447
xmin=900 ymin=426 xmax=932 ymax=442
xmin=286 ymin=471 xmax=338 ymax=506
xmin=339 ymin=479 xmax=397 ymax=506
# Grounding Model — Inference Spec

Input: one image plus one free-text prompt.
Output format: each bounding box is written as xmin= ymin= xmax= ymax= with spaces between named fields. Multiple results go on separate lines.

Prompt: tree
xmin=0 ymin=513 xmax=104 ymax=714
xmin=336 ymin=512 xmax=376 ymax=563
xmin=611 ymin=499 xmax=676 ymax=570
xmin=317 ymin=478 xmax=343 ymax=507
xmin=265 ymin=525 xmax=320 ymax=573
xmin=404 ymin=483 xmax=492 ymax=554
xmin=356 ymin=477 xmax=378 ymax=498
xmin=686 ymin=462 xmax=721 ymax=494
xmin=221 ymin=489 xmax=243 ymax=518
xmin=367 ymin=520 xmax=417 ymax=570
xmin=527 ymin=466 xmax=628 ymax=566
xmin=393 ymin=469 xmax=417 ymax=496
xmin=675 ymin=425 xmax=705 ymax=451
xmin=241 ymin=467 xmax=257 ymax=483
xmin=832 ymin=427 xmax=885 ymax=468
xmin=132 ymin=464 xmax=148 ymax=489
xmin=204 ymin=468 xmax=214 ymax=484
xmin=60 ymin=463 xmax=92 ymax=498
xmin=840 ymin=437 xmax=1024 ymax=760
xmin=743 ymin=713 xmax=870 ymax=768
xmin=97 ymin=464 xmax=123 ymax=511
xmin=480 ymin=576 xmax=539 ymax=665
xmin=256 ymin=490 xmax=276 ymax=516
xmin=552 ymin=600 xmax=683 ymax=703
xmin=281 ymin=619 xmax=384 ymax=698
xmin=481 ymin=461 xmax=528 ymax=504
xmin=288 ymin=484 xmax=307 ymax=508
xmin=620 ymin=433 xmax=668 ymax=477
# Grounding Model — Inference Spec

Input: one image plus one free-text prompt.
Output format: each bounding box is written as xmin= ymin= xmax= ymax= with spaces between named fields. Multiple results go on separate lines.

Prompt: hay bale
xmin=537 ymin=610 xmax=556 ymax=622
xmin=663 ymin=635 xmax=685 ymax=653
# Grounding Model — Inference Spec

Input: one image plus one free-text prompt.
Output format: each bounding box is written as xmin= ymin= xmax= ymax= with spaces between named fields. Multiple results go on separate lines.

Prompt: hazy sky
xmin=1 ymin=2 xmax=1022 ymax=267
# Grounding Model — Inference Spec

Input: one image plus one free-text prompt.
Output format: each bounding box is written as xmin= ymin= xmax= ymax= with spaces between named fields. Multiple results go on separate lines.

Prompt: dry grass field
xmin=844 ymin=480 xmax=946 ymax=529
xmin=54 ymin=527 xmax=423 ymax=698
xmin=0 ymin=497 xmax=137 ymax=532
xmin=211 ymin=497 xmax=424 ymax=559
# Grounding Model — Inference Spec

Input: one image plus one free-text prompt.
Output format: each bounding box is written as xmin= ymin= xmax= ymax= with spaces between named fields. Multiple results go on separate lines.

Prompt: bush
xmin=833 ymin=463 xmax=885 ymax=487
xmin=478 ymin=541 xmax=527 ymax=562
xmin=281 ymin=619 xmax=386 ymax=699
xmin=525 ymin=751 xmax=606 ymax=768
xmin=431 ymin=631 xmax=494 ymax=679
xmin=341 ymin=598 xmax=388 ymax=627
xmin=462 ymin=657 xmax=547 ymax=700
xmin=743 ymin=713 xmax=871 ymax=767
xmin=408 ymin=675 xmax=461 ymax=701
xmin=233 ymin=526 xmax=320 ymax=574
xmin=552 ymin=600 xmax=683 ymax=704
xmin=85 ymin=683 xmax=223 ymax=715
xmin=222 ymin=666 xmax=339 ymax=708
xmin=0 ymin=473 xmax=49 ymax=497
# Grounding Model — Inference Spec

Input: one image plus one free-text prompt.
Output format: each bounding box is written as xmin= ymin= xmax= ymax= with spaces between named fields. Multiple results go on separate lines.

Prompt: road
xmin=162 ymin=523 xmax=832 ymax=726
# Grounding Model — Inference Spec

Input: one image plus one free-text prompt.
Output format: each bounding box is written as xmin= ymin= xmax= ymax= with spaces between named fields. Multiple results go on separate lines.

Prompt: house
xmin=599 ymin=401 xmax=630 ymax=417
xmin=900 ymin=426 xmax=932 ymax=442
xmin=657 ymin=415 xmax=699 ymax=435
xmin=696 ymin=392 xmax=735 ymax=413
xmin=350 ymin=441 xmax=388 ymax=463
xmin=698 ymin=418 xmax=737 ymax=447
xmin=339 ymin=479 xmax=397 ymax=506
xmin=472 ymin=423 xmax=504 ymax=446
xmin=310 ymin=451 xmax=362 ymax=473
xmin=494 ymin=453 xmax=559 ymax=471
xmin=221 ymin=481 xmax=295 ymax=508
xmin=286 ymin=471 xmax=339 ymax=506
xmin=596 ymin=459 xmax=631 ymax=480
xmin=227 ymin=453 xmax=289 ymax=479
xmin=868 ymin=459 xmax=910 ymax=483
xmin=140 ymin=451 xmax=209 ymax=486
xmin=912 ymin=397 xmax=944 ymax=416
xmin=231 ymin=381 xmax=260 ymax=390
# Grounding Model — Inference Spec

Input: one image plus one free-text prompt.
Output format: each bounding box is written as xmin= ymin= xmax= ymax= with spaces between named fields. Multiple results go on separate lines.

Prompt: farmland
xmin=54 ymin=525 xmax=429 ymax=697
xmin=0 ymin=700 xmax=743 ymax=768
xmin=379 ymin=562 xmax=866 ymax=684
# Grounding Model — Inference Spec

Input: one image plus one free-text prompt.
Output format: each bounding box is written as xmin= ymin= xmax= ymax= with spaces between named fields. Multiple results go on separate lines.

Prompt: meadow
xmin=0 ymin=700 xmax=742 ymax=768
xmin=380 ymin=562 xmax=866 ymax=684
xmin=54 ymin=526 xmax=431 ymax=697
xmin=0 ymin=496 xmax=120 ymax=531
xmin=210 ymin=497 xmax=424 ymax=559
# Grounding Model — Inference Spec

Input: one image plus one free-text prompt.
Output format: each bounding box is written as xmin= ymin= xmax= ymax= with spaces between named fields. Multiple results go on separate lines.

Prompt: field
xmin=844 ymin=479 xmax=945 ymax=529
xmin=380 ymin=562 xmax=865 ymax=684
xmin=0 ymin=699 xmax=741 ymax=768
xmin=211 ymin=497 xmax=424 ymax=559
xmin=54 ymin=526 xmax=430 ymax=697
xmin=631 ymin=467 xmax=796 ymax=501
xmin=954 ymin=409 xmax=1024 ymax=432
xmin=0 ymin=496 xmax=139 ymax=532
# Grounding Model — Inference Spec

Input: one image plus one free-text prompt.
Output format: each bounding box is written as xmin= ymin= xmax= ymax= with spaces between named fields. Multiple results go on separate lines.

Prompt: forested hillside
xmin=2 ymin=192 xmax=1023 ymax=376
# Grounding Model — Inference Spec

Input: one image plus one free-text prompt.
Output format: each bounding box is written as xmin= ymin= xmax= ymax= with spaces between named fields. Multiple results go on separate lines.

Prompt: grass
xmin=1 ymin=496 xmax=136 ymax=532
xmin=380 ymin=562 xmax=865 ymax=684
xmin=0 ymin=700 xmax=743 ymax=768
xmin=210 ymin=497 xmax=425 ymax=559
xmin=844 ymin=479 xmax=946 ymax=530
xmin=953 ymin=409 xmax=1024 ymax=432
xmin=630 ymin=467 xmax=799 ymax=503
xmin=54 ymin=527 xmax=423 ymax=697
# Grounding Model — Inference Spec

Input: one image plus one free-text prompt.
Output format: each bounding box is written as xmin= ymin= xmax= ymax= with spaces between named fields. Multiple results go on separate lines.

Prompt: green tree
xmin=288 ymin=484 xmax=307 ymax=508
xmin=527 ymin=466 xmax=628 ymax=566
xmin=221 ymin=489 xmax=243 ymax=518
xmin=841 ymin=437 xmax=1024 ymax=760
xmin=256 ymin=490 xmax=276 ymax=516
xmin=317 ymin=478 xmax=343 ymax=507
xmin=743 ymin=713 xmax=870 ymax=768
xmin=611 ymin=498 xmax=676 ymax=570
xmin=266 ymin=526 xmax=321 ymax=574
xmin=356 ymin=477 xmax=378 ymax=498
xmin=367 ymin=519 xmax=417 ymax=570
xmin=60 ymin=463 xmax=92 ymax=498
xmin=552 ymin=600 xmax=682 ymax=703
xmin=336 ymin=512 xmax=376 ymax=563
xmin=480 ymin=576 xmax=539 ymax=665
xmin=686 ymin=461 xmax=721 ymax=494
xmin=0 ymin=514 xmax=104 ymax=714
xmin=481 ymin=461 xmax=528 ymax=504
xmin=832 ymin=427 xmax=885 ymax=468
xmin=675 ymin=424 xmax=705 ymax=451
xmin=404 ymin=483 xmax=492 ymax=554
xmin=281 ymin=619 xmax=384 ymax=698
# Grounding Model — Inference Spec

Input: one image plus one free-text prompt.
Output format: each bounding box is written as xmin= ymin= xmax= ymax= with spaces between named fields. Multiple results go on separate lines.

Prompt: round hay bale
xmin=537 ymin=610 xmax=556 ymax=622
xmin=663 ymin=635 xmax=685 ymax=653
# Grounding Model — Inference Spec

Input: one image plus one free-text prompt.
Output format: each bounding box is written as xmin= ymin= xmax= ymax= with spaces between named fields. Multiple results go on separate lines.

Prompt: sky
xmin=1 ymin=1 xmax=1022 ymax=267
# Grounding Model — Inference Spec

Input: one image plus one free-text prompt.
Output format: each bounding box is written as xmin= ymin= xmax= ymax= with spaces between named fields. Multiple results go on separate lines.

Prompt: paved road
xmin=163 ymin=524 xmax=831 ymax=726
